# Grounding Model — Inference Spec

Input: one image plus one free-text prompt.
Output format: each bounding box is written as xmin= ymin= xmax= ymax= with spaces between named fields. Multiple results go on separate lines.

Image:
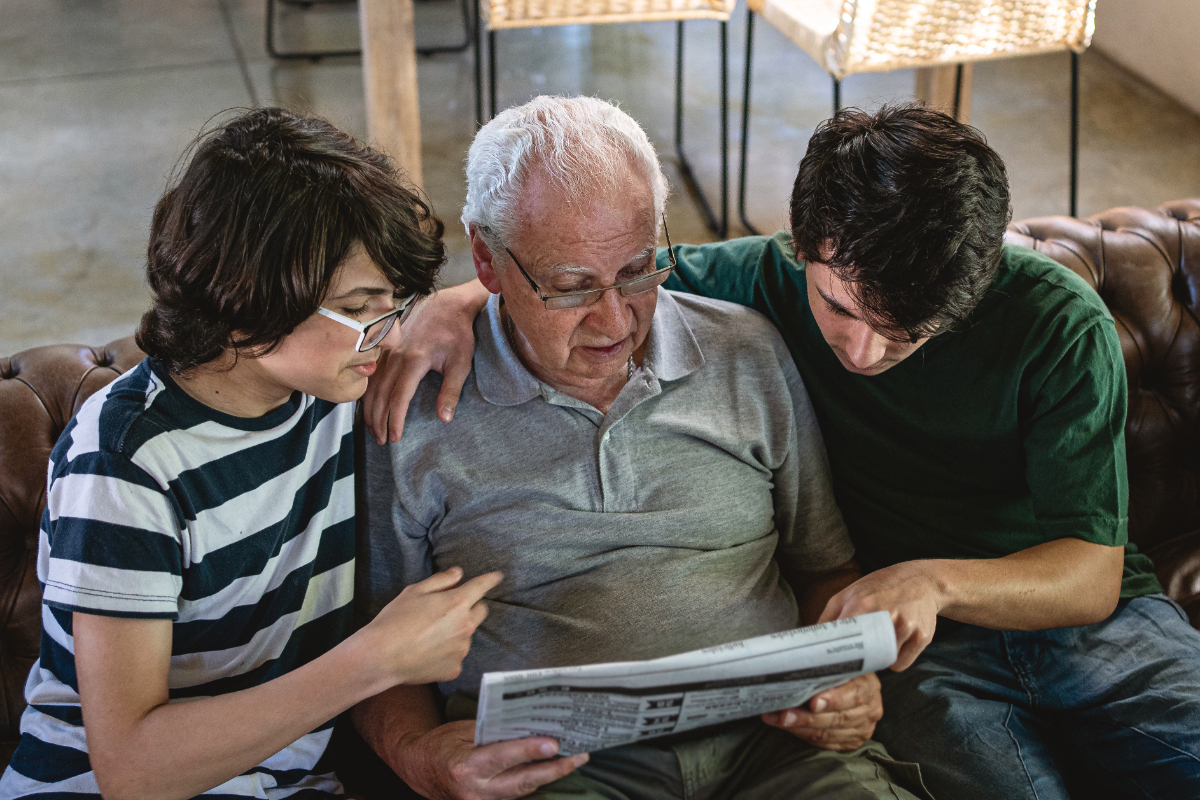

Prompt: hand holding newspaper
xmin=475 ymin=611 xmax=897 ymax=756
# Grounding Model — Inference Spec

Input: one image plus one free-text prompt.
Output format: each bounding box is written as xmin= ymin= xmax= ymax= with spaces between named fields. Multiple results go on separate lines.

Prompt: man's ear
xmin=469 ymin=225 xmax=503 ymax=295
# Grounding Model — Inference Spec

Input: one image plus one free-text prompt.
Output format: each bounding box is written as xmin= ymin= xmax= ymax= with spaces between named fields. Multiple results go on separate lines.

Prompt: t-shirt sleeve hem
xmin=44 ymin=598 xmax=178 ymax=620
xmin=1037 ymin=516 xmax=1128 ymax=547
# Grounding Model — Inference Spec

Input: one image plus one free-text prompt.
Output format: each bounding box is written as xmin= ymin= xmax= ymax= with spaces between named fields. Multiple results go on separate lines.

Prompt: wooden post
xmin=915 ymin=63 xmax=973 ymax=124
xmin=359 ymin=0 xmax=424 ymax=189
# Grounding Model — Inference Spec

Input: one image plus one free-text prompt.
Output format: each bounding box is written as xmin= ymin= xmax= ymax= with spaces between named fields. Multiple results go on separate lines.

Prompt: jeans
xmin=874 ymin=594 xmax=1200 ymax=800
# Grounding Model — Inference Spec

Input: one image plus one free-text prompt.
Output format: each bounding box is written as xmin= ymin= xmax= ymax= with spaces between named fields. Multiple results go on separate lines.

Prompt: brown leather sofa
xmin=2 ymin=200 xmax=1199 ymax=771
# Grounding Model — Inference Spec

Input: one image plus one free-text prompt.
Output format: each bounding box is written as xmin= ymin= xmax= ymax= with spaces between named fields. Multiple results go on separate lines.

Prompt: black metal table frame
xmin=474 ymin=12 xmax=730 ymax=238
xmin=265 ymin=0 xmax=474 ymax=60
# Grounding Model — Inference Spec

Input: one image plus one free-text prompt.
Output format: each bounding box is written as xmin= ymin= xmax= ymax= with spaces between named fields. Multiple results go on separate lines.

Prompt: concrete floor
xmin=2 ymin=0 xmax=1200 ymax=354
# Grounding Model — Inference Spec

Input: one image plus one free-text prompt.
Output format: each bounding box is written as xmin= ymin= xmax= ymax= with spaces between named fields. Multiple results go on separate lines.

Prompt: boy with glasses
xmin=0 ymin=107 xmax=499 ymax=800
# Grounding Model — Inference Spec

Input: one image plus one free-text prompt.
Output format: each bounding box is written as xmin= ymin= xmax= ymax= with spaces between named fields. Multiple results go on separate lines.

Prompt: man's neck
xmin=172 ymin=353 xmax=293 ymax=418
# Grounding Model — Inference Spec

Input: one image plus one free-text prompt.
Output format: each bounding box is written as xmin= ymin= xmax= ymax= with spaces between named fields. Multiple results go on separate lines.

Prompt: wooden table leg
xmin=915 ymin=63 xmax=973 ymax=124
xmin=359 ymin=0 xmax=424 ymax=189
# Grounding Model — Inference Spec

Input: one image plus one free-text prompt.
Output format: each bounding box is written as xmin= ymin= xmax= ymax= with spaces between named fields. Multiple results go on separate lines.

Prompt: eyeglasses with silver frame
xmin=317 ymin=292 xmax=422 ymax=352
xmin=506 ymin=216 xmax=678 ymax=311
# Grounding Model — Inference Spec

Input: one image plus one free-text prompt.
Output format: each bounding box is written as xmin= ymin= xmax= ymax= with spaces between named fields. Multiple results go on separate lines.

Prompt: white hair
xmin=461 ymin=96 xmax=669 ymax=252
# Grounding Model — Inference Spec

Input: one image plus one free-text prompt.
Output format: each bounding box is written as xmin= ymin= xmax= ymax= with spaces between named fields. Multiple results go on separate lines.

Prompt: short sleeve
xmin=39 ymin=450 xmax=184 ymax=619
xmin=359 ymin=438 xmax=435 ymax=621
xmin=1024 ymin=318 xmax=1129 ymax=545
xmin=771 ymin=343 xmax=857 ymax=575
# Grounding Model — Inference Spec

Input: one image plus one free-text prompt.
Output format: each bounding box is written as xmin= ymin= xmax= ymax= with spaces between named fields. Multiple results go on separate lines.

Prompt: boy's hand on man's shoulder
xmin=397 ymin=720 xmax=588 ymax=800
xmin=364 ymin=280 xmax=490 ymax=445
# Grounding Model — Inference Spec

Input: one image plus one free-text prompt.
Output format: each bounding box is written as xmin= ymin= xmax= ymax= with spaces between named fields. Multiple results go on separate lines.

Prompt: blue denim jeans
xmin=874 ymin=594 xmax=1200 ymax=800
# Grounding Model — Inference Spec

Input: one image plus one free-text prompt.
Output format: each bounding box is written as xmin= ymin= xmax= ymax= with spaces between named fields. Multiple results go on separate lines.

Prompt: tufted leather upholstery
xmin=0 ymin=339 xmax=146 ymax=764
xmin=1 ymin=201 xmax=1199 ymax=765
xmin=1006 ymin=199 xmax=1200 ymax=629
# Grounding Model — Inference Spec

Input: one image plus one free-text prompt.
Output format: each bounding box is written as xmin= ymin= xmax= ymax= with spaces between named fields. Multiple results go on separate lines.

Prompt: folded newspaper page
xmin=475 ymin=611 xmax=897 ymax=755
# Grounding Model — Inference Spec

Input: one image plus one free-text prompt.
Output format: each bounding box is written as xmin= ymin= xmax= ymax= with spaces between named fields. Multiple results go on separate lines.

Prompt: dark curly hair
xmin=790 ymin=104 xmax=1011 ymax=342
xmin=137 ymin=107 xmax=445 ymax=374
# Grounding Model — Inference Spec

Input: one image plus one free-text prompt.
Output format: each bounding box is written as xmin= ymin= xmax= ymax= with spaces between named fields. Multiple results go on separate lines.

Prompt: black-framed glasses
xmin=505 ymin=216 xmax=678 ymax=310
xmin=317 ymin=292 xmax=423 ymax=352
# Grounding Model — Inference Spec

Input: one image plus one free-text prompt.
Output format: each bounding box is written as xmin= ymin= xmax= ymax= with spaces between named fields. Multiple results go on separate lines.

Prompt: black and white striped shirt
xmin=2 ymin=359 xmax=356 ymax=799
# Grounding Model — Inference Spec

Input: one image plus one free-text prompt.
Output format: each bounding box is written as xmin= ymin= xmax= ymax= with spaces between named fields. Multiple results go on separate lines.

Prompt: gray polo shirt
xmin=362 ymin=288 xmax=853 ymax=698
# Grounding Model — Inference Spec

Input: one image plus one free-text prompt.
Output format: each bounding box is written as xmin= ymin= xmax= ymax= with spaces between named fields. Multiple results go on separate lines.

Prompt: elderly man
xmin=353 ymin=97 xmax=931 ymax=800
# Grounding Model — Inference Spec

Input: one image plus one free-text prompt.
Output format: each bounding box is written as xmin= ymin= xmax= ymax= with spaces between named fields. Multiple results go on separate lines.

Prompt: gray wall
xmin=1093 ymin=0 xmax=1200 ymax=116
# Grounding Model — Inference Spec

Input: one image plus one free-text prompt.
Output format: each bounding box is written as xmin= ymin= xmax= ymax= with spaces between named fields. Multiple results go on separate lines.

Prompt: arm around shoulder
xmin=363 ymin=279 xmax=491 ymax=444
xmin=663 ymin=233 xmax=793 ymax=311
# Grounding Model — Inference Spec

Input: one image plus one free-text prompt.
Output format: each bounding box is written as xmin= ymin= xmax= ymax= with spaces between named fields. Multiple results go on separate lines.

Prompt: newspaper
xmin=474 ymin=611 xmax=897 ymax=755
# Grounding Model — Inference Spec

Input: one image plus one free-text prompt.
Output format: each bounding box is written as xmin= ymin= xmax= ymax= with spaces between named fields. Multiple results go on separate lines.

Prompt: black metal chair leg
xmin=474 ymin=0 xmax=484 ymax=127
xmin=1070 ymin=50 xmax=1079 ymax=217
xmin=719 ymin=20 xmax=728 ymax=236
xmin=488 ymin=29 xmax=498 ymax=120
xmin=675 ymin=21 xmax=685 ymax=157
xmin=952 ymin=63 xmax=964 ymax=120
xmin=738 ymin=9 xmax=760 ymax=236
xmin=674 ymin=20 xmax=729 ymax=238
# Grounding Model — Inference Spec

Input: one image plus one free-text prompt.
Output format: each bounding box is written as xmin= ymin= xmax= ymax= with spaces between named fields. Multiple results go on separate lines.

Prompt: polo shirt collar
xmin=474 ymin=289 xmax=706 ymax=408
xmin=642 ymin=287 xmax=704 ymax=381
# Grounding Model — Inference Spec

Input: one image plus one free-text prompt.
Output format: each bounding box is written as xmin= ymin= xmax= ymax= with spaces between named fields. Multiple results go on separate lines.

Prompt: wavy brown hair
xmin=790 ymin=104 xmax=1011 ymax=342
xmin=137 ymin=107 xmax=445 ymax=373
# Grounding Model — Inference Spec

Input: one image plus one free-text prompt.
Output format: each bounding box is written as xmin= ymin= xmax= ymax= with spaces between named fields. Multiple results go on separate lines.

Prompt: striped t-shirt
xmin=1 ymin=358 xmax=356 ymax=799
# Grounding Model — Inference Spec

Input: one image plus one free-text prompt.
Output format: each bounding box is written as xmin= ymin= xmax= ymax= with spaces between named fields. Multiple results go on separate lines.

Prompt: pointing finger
xmin=410 ymin=566 xmax=464 ymax=593
xmin=457 ymin=571 xmax=504 ymax=604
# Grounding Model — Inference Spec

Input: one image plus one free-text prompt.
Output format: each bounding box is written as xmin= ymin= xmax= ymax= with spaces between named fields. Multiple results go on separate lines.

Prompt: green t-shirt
xmin=662 ymin=232 xmax=1161 ymax=598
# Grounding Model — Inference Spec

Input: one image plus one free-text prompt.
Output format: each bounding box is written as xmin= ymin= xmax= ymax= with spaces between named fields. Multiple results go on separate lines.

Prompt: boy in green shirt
xmin=368 ymin=104 xmax=1200 ymax=799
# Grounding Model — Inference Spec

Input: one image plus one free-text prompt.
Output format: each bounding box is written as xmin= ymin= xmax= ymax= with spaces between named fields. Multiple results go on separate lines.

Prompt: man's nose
xmin=843 ymin=322 xmax=889 ymax=369
xmin=586 ymin=287 xmax=631 ymax=336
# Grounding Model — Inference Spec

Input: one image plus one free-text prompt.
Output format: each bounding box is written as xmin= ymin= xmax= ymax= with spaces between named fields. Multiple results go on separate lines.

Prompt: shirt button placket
xmin=598 ymin=428 xmax=611 ymax=511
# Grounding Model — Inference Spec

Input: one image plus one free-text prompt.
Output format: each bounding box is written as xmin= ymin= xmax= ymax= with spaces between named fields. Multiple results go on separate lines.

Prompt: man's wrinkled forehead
xmin=532 ymin=242 xmax=658 ymax=276
xmin=512 ymin=191 xmax=657 ymax=265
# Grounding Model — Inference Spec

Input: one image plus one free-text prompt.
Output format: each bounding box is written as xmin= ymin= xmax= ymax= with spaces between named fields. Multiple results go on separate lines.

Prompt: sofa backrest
xmin=1005 ymin=200 xmax=1200 ymax=626
xmin=0 ymin=339 xmax=146 ymax=760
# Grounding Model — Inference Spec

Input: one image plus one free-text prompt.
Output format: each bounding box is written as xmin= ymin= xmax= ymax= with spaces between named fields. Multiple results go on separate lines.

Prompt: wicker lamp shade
xmin=485 ymin=0 xmax=734 ymax=29
xmin=748 ymin=0 xmax=1096 ymax=79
